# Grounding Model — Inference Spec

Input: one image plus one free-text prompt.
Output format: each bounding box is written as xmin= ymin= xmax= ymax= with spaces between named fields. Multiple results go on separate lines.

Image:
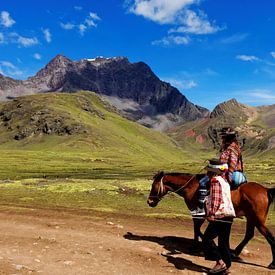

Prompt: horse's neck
xmin=166 ymin=174 xmax=199 ymax=209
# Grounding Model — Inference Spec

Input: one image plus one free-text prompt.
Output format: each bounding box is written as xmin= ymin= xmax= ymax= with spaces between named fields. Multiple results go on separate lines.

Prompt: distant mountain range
xmin=168 ymin=98 xmax=275 ymax=155
xmin=0 ymin=55 xmax=208 ymax=130
xmin=0 ymin=54 xmax=274 ymax=156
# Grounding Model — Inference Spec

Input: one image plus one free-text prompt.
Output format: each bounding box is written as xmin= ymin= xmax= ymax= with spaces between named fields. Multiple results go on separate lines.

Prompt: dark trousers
xmin=202 ymin=218 xmax=233 ymax=268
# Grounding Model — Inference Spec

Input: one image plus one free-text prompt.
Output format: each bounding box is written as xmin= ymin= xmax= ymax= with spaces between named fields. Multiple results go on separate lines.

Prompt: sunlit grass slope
xmin=0 ymin=91 xmax=198 ymax=179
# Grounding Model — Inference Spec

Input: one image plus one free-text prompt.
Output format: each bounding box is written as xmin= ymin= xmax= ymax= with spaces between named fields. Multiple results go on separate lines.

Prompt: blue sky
xmin=0 ymin=0 xmax=275 ymax=110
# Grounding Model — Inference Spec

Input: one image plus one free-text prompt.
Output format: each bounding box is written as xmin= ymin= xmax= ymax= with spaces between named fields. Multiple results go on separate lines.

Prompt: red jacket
xmin=220 ymin=141 xmax=242 ymax=183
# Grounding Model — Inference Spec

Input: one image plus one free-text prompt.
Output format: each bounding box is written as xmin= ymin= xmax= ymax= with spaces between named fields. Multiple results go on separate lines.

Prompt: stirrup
xmin=190 ymin=207 xmax=206 ymax=216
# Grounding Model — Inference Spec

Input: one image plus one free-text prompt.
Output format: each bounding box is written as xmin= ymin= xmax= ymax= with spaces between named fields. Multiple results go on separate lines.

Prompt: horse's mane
xmin=153 ymin=171 xmax=205 ymax=181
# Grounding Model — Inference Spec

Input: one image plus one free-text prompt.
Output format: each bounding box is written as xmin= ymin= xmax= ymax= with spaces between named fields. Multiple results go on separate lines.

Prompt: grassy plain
xmin=0 ymin=92 xmax=274 ymax=224
xmin=0 ymin=148 xmax=274 ymax=225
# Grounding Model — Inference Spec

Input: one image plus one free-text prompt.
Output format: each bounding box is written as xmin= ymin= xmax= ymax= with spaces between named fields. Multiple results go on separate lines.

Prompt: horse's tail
xmin=268 ymin=187 xmax=275 ymax=205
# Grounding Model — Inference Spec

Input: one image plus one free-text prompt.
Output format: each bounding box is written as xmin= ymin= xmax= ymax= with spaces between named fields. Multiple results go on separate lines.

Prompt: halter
xmin=151 ymin=174 xmax=195 ymax=200
xmin=158 ymin=176 xmax=164 ymax=197
xmin=150 ymin=166 xmax=206 ymax=201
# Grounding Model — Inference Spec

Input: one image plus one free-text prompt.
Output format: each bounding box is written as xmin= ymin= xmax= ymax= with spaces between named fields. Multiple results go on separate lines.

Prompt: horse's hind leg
xmin=233 ymin=219 xmax=255 ymax=257
xmin=256 ymin=222 xmax=275 ymax=269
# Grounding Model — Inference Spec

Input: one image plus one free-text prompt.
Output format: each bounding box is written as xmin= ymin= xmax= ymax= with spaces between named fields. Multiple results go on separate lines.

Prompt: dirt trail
xmin=0 ymin=207 xmax=274 ymax=275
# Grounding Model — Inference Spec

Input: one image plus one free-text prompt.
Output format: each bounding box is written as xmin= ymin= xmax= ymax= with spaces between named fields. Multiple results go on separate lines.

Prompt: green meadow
xmin=0 ymin=92 xmax=274 ymax=224
xmin=0 ymin=148 xmax=274 ymax=225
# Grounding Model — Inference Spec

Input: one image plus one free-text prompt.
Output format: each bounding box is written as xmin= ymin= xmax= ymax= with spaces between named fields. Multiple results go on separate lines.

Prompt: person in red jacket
xmin=219 ymin=127 xmax=243 ymax=184
xmin=191 ymin=127 xmax=244 ymax=216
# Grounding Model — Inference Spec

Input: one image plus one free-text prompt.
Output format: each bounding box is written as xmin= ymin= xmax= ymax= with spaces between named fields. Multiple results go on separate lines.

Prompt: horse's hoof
xmin=231 ymin=253 xmax=243 ymax=262
xmin=268 ymin=262 xmax=275 ymax=269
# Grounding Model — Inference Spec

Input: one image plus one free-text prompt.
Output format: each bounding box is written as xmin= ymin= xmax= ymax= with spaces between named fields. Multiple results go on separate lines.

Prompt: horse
xmin=147 ymin=171 xmax=275 ymax=269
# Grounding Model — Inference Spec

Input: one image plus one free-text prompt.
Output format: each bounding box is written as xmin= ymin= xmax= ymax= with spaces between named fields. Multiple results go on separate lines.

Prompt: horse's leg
xmin=255 ymin=221 xmax=275 ymax=269
xmin=190 ymin=217 xmax=205 ymax=253
xmin=233 ymin=218 xmax=255 ymax=258
xmin=193 ymin=217 xmax=204 ymax=242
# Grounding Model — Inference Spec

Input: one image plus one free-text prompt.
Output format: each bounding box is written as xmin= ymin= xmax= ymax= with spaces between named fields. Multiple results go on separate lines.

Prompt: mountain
xmin=0 ymin=74 xmax=22 ymax=98
xmin=0 ymin=55 xmax=209 ymax=130
xmin=0 ymin=91 xmax=191 ymax=165
xmin=167 ymin=98 xmax=275 ymax=155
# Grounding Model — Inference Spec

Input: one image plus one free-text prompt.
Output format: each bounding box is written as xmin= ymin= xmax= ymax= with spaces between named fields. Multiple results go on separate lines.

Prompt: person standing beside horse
xmin=202 ymin=159 xmax=235 ymax=274
xmin=191 ymin=127 xmax=246 ymax=216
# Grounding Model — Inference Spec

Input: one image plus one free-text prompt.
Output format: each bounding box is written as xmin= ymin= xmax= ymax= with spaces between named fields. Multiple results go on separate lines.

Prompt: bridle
xmin=149 ymin=167 xmax=206 ymax=201
xmin=150 ymin=173 xmax=197 ymax=201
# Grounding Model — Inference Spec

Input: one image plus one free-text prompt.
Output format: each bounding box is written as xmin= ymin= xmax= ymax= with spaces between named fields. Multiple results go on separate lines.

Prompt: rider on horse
xmin=191 ymin=127 xmax=246 ymax=216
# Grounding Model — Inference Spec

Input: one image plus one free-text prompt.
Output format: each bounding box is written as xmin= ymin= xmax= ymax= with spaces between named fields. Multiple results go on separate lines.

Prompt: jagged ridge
xmin=0 ymin=55 xmax=209 ymax=130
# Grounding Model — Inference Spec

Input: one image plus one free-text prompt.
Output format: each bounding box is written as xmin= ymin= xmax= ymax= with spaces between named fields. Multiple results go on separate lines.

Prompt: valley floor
xmin=0 ymin=206 xmax=274 ymax=274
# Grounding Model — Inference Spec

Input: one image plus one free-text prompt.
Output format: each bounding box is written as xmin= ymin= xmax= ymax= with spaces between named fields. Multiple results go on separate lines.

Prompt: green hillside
xmin=0 ymin=91 xmax=197 ymax=180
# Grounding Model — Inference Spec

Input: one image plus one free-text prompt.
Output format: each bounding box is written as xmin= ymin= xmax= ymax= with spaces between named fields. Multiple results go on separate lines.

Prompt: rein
xmin=153 ymin=167 xmax=205 ymax=200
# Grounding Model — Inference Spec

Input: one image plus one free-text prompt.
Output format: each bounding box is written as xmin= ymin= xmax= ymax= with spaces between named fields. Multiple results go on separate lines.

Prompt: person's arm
xmin=208 ymin=178 xmax=222 ymax=219
xmin=220 ymin=149 xmax=229 ymax=164
xmin=220 ymin=146 xmax=238 ymax=182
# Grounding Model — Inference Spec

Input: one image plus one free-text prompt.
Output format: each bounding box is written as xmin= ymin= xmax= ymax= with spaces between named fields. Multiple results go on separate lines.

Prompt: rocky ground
xmin=0 ymin=207 xmax=274 ymax=274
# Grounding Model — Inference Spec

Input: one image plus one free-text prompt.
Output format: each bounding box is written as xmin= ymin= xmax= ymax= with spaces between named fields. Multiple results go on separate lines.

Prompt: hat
xmin=219 ymin=127 xmax=238 ymax=137
xmin=205 ymin=158 xmax=228 ymax=174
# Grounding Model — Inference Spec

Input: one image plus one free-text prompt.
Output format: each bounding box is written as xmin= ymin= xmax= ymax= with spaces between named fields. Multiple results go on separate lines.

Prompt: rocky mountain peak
xmin=0 ymin=54 xmax=209 ymax=130
xmin=34 ymin=54 xmax=73 ymax=79
xmin=83 ymin=56 xmax=129 ymax=67
xmin=210 ymin=98 xmax=242 ymax=118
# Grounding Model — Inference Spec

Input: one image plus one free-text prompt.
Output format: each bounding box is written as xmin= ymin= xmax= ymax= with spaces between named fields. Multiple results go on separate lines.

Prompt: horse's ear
xmin=153 ymin=171 xmax=164 ymax=180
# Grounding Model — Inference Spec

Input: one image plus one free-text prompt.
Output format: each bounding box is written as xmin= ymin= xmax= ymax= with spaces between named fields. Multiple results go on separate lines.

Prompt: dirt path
xmin=0 ymin=207 xmax=274 ymax=274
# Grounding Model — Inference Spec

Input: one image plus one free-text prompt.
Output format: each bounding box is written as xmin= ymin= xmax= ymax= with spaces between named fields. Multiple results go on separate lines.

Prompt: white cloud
xmin=163 ymin=77 xmax=197 ymax=89
xmin=236 ymin=55 xmax=259 ymax=62
xmin=0 ymin=60 xmax=23 ymax=77
xmin=128 ymin=0 xmax=196 ymax=24
xmin=0 ymin=32 xmax=4 ymax=43
xmin=17 ymin=36 xmax=39 ymax=47
xmin=34 ymin=53 xmax=42 ymax=60
xmin=0 ymin=61 xmax=16 ymax=69
xmin=0 ymin=11 xmax=16 ymax=28
xmin=232 ymin=89 xmax=275 ymax=105
xmin=60 ymin=22 xmax=75 ymax=30
xmin=0 ymin=32 xmax=38 ymax=47
xmin=271 ymin=52 xmax=275 ymax=58
xmin=128 ymin=0 xmax=223 ymax=36
xmin=220 ymin=33 xmax=249 ymax=44
xmin=152 ymin=35 xmax=190 ymax=46
xmin=249 ymin=90 xmax=275 ymax=100
xmin=169 ymin=9 xmax=224 ymax=35
xmin=127 ymin=0 xmax=223 ymax=49
xmin=89 ymin=12 xmax=101 ymax=21
xmin=85 ymin=12 xmax=101 ymax=27
xmin=244 ymin=89 xmax=275 ymax=103
xmin=61 ymin=11 xmax=101 ymax=36
xmin=79 ymin=24 xmax=87 ymax=36
xmin=42 ymin=28 xmax=52 ymax=43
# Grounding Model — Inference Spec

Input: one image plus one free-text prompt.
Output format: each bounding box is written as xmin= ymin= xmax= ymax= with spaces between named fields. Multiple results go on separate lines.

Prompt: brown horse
xmin=147 ymin=171 xmax=275 ymax=269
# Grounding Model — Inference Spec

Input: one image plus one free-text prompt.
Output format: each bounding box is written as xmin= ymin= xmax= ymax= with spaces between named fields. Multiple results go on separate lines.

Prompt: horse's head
xmin=147 ymin=171 xmax=169 ymax=207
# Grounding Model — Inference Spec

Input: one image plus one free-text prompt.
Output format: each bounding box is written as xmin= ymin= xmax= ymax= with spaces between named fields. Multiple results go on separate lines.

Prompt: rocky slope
xmin=0 ymin=55 xmax=209 ymax=130
xmin=167 ymin=98 xmax=275 ymax=155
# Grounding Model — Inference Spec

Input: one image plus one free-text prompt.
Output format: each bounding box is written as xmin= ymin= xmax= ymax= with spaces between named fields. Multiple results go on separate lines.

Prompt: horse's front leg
xmin=193 ymin=217 xmax=205 ymax=241
xmin=189 ymin=217 xmax=205 ymax=253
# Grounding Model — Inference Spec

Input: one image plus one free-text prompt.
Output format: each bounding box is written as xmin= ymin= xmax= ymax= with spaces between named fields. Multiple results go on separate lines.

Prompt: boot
xmin=190 ymin=189 xmax=207 ymax=216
